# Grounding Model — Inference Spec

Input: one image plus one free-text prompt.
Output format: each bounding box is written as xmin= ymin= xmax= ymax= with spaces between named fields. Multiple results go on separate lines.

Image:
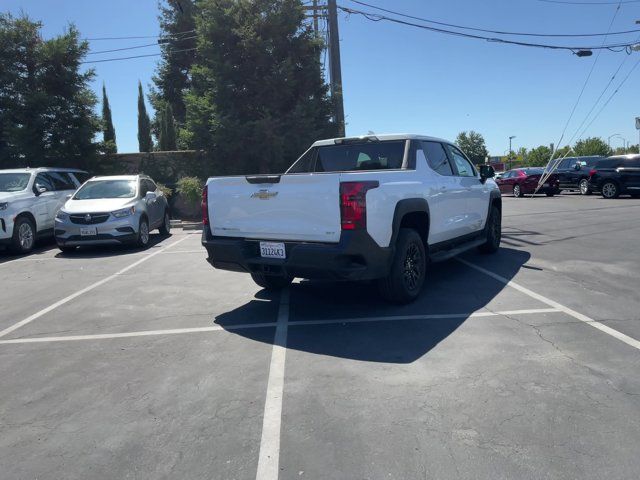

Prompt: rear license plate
xmin=260 ymin=241 xmax=285 ymax=259
xmin=80 ymin=227 xmax=97 ymax=236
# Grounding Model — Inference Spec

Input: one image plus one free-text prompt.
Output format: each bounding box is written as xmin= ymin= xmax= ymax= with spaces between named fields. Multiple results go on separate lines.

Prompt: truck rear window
xmin=288 ymin=141 xmax=406 ymax=173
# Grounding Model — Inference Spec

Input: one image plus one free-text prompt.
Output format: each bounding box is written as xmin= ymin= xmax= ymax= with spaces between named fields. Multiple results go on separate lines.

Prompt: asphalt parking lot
xmin=1 ymin=194 xmax=640 ymax=480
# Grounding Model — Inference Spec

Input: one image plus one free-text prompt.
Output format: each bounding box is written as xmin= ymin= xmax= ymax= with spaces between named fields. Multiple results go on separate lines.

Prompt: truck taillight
xmin=202 ymin=185 xmax=209 ymax=226
xmin=589 ymin=169 xmax=597 ymax=177
xmin=340 ymin=181 xmax=379 ymax=230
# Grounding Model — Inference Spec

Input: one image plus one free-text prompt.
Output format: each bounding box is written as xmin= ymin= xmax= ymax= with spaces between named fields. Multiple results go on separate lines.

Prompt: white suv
xmin=0 ymin=168 xmax=88 ymax=254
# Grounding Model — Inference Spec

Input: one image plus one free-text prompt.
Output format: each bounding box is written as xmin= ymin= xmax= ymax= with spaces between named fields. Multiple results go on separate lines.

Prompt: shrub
xmin=156 ymin=183 xmax=173 ymax=198
xmin=176 ymin=176 xmax=204 ymax=206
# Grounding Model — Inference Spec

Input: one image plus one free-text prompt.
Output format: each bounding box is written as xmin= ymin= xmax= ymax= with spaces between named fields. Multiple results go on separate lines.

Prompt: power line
xmin=536 ymin=0 xmax=640 ymax=5
xmin=87 ymin=35 xmax=197 ymax=55
xmin=83 ymin=30 xmax=195 ymax=41
xmin=348 ymin=0 xmax=640 ymax=37
xmin=339 ymin=5 xmax=640 ymax=52
xmin=80 ymin=47 xmax=197 ymax=64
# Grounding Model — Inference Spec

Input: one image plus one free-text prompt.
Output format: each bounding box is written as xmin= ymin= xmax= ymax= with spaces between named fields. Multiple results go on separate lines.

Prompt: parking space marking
xmin=0 ymin=308 xmax=559 ymax=344
xmin=256 ymin=288 xmax=289 ymax=480
xmin=459 ymin=258 xmax=640 ymax=351
xmin=0 ymin=235 xmax=190 ymax=340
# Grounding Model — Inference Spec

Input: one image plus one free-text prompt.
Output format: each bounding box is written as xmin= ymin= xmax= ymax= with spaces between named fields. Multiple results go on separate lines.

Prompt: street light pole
xmin=508 ymin=135 xmax=516 ymax=169
xmin=607 ymin=133 xmax=621 ymax=149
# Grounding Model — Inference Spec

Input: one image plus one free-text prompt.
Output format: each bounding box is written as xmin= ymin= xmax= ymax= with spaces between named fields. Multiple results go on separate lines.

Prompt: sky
xmin=4 ymin=0 xmax=640 ymax=156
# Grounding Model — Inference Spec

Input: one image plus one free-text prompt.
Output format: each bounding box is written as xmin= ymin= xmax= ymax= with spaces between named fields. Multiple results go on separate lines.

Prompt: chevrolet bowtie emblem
xmin=251 ymin=189 xmax=278 ymax=200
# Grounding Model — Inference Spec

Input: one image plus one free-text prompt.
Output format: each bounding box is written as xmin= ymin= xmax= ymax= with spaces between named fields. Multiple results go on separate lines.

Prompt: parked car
xmin=553 ymin=156 xmax=605 ymax=195
xmin=495 ymin=168 xmax=560 ymax=197
xmin=0 ymin=167 xmax=89 ymax=253
xmin=201 ymin=134 xmax=502 ymax=304
xmin=588 ymin=154 xmax=640 ymax=199
xmin=493 ymin=171 xmax=505 ymax=180
xmin=54 ymin=174 xmax=171 ymax=252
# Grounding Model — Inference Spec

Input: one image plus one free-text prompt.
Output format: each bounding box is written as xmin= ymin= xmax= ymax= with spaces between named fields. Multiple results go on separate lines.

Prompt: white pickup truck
xmin=202 ymin=134 xmax=501 ymax=303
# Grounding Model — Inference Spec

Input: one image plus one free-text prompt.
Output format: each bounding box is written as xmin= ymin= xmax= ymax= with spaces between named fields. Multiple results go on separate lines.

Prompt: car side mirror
xmin=35 ymin=184 xmax=47 ymax=195
xmin=145 ymin=191 xmax=157 ymax=201
xmin=574 ymin=164 xmax=581 ymax=171
xmin=479 ymin=165 xmax=495 ymax=182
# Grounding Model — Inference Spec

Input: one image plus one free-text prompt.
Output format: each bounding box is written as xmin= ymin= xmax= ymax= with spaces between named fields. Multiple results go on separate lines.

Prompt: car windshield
xmin=73 ymin=180 xmax=137 ymax=200
xmin=0 ymin=173 xmax=31 ymax=192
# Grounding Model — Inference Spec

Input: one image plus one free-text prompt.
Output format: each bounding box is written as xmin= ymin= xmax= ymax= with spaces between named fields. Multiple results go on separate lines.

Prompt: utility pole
xmin=327 ymin=0 xmax=345 ymax=136
xmin=312 ymin=0 xmax=319 ymax=34
xmin=508 ymin=135 xmax=516 ymax=170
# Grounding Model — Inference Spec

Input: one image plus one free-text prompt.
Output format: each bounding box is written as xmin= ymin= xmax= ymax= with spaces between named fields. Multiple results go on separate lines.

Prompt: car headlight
xmin=0 ymin=202 xmax=8 ymax=211
xmin=55 ymin=210 xmax=69 ymax=220
xmin=112 ymin=206 xmax=136 ymax=218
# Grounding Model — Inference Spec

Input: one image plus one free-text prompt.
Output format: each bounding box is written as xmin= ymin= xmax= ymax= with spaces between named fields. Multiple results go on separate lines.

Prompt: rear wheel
xmin=10 ymin=216 xmax=36 ymax=254
xmin=545 ymin=192 xmax=555 ymax=197
xmin=159 ymin=210 xmax=171 ymax=235
xmin=579 ymin=179 xmax=591 ymax=195
xmin=478 ymin=206 xmax=501 ymax=254
xmin=378 ymin=228 xmax=426 ymax=304
xmin=136 ymin=217 xmax=150 ymax=248
xmin=513 ymin=184 xmax=523 ymax=198
xmin=601 ymin=181 xmax=619 ymax=199
xmin=251 ymin=273 xmax=292 ymax=290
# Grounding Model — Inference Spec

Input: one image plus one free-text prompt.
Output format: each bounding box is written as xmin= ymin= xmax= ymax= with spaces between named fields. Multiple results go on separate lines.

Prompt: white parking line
xmin=256 ymin=288 xmax=289 ymax=480
xmin=0 ymin=308 xmax=559 ymax=344
xmin=0 ymin=235 xmax=190 ymax=339
xmin=458 ymin=258 xmax=640 ymax=351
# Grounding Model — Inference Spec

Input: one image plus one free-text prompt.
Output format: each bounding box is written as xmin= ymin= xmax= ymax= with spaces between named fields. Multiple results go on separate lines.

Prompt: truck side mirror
xmin=479 ymin=165 xmax=495 ymax=182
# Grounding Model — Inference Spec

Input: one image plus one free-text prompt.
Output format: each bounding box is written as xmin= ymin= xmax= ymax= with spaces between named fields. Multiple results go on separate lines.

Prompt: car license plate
xmin=260 ymin=241 xmax=285 ymax=259
xmin=80 ymin=227 xmax=97 ymax=236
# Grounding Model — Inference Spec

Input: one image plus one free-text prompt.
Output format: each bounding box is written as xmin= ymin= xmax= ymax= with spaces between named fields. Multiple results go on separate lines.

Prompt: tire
xmin=513 ymin=184 xmax=523 ymax=198
xmin=545 ymin=192 xmax=555 ymax=197
xmin=601 ymin=181 xmax=619 ymax=199
xmin=10 ymin=216 xmax=36 ymax=254
xmin=135 ymin=217 xmax=150 ymax=248
xmin=57 ymin=245 xmax=76 ymax=253
xmin=159 ymin=210 xmax=171 ymax=235
xmin=377 ymin=228 xmax=426 ymax=304
xmin=579 ymin=179 xmax=591 ymax=195
xmin=478 ymin=205 xmax=501 ymax=254
xmin=251 ymin=273 xmax=292 ymax=290
xmin=631 ymin=194 xmax=640 ymax=199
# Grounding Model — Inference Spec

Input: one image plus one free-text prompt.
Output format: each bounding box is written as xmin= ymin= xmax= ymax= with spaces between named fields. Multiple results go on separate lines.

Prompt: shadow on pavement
xmin=53 ymin=233 xmax=170 ymax=259
xmin=0 ymin=237 xmax=58 ymax=263
xmin=215 ymin=247 xmax=530 ymax=364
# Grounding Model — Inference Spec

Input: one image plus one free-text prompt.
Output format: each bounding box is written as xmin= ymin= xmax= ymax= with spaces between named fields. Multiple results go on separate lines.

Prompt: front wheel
xmin=57 ymin=245 xmax=76 ymax=253
xmin=478 ymin=205 xmax=501 ymax=254
xmin=513 ymin=184 xmax=523 ymax=198
xmin=545 ymin=192 xmax=555 ymax=197
xmin=378 ymin=228 xmax=426 ymax=304
xmin=579 ymin=179 xmax=591 ymax=195
xmin=601 ymin=181 xmax=619 ymax=199
xmin=251 ymin=273 xmax=292 ymax=290
xmin=10 ymin=216 xmax=36 ymax=254
xmin=135 ymin=217 xmax=150 ymax=248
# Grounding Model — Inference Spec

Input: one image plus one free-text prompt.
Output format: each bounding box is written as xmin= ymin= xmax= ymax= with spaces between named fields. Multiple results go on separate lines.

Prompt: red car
xmin=495 ymin=168 xmax=560 ymax=197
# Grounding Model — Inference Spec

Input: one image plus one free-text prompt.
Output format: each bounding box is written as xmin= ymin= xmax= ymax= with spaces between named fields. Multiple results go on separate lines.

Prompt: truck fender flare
xmin=389 ymin=198 xmax=430 ymax=248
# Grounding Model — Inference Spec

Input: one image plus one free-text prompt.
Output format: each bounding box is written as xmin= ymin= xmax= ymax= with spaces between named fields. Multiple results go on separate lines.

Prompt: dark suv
xmin=555 ymin=156 xmax=604 ymax=195
xmin=588 ymin=154 xmax=640 ymax=199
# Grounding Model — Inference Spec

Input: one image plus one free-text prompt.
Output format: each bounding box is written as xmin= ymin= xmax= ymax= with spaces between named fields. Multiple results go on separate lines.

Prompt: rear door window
xmin=422 ymin=141 xmax=453 ymax=176
xmin=47 ymin=171 xmax=77 ymax=191
xmin=314 ymin=141 xmax=405 ymax=172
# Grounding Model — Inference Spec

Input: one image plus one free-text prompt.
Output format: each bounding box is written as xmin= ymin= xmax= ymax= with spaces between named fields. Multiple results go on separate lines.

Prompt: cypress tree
xmin=101 ymin=83 xmax=116 ymax=153
xmin=137 ymin=81 xmax=152 ymax=152
xmin=158 ymin=103 xmax=177 ymax=151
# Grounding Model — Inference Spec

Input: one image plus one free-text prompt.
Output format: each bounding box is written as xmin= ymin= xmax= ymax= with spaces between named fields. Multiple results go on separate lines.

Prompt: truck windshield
xmin=74 ymin=180 xmax=137 ymax=199
xmin=288 ymin=140 xmax=406 ymax=173
xmin=0 ymin=173 xmax=31 ymax=192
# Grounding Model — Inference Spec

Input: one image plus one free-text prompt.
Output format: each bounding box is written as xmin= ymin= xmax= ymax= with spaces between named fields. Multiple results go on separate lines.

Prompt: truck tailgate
xmin=207 ymin=173 xmax=342 ymax=243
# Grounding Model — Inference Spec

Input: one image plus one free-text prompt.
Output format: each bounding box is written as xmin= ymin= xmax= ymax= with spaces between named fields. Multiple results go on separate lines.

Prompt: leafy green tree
xmin=101 ymin=83 xmax=117 ymax=153
xmin=574 ymin=137 xmax=611 ymax=157
xmin=525 ymin=145 xmax=552 ymax=167
xmin=158 ymin=103 xmax=177 ymax=151
xmin=137 ymin=81 xmax=153 ymax=152
xmin=455 ymin=131 xmax=489 ymax=165
xmin=152 ymin=0 xmax=197 ymax=125
xmin=0 ymin=13 xmax=100 ymax=169
xmin=182 ymin=0 xmax=336 ymax=174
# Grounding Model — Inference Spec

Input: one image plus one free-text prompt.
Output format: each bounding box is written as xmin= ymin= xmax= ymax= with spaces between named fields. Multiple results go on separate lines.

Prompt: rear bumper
xmin=201 ymin=228 xmax=392 ymax=281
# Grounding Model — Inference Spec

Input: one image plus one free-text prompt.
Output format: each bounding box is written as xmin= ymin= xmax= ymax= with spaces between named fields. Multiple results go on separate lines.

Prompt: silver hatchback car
xmin=55 ymin=175 xmax=170 ymax=251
